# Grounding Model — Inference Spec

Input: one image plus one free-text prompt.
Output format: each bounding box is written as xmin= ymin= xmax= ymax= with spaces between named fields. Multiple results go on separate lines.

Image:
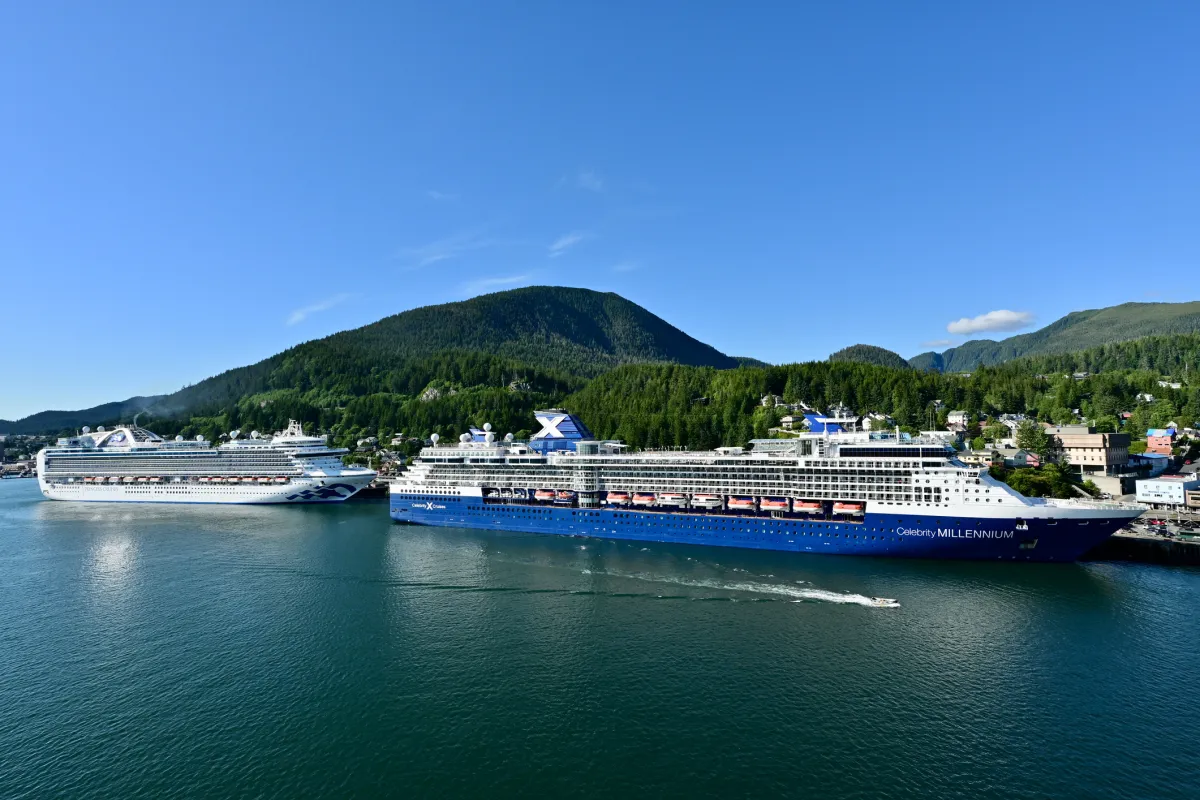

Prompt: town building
xmin=1136 ymin=475 xmax=1200 ymax=507
xmin=947 ymin=410 xmax=969 ymax=428
xmin=1145 ymin=428 xmax=1176 ymax=456
xmin=1043 ymin=425 xmax=1130 ymax=476
xmin=957 ymin=450 xmax=992 ymax=467
xmin=993 ymin=448 xmax=1040 ymax=468
xmin=919 ymin=430 xmax=963 ymax=446
xmin=1129 ymin=452 xmax=1171 ymax=478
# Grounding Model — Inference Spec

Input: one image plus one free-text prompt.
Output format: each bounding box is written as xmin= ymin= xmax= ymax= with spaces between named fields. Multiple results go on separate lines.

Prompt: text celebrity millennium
xmin=38 ymin=420 xmax=375 ymax=503
xmin=389 ymin=410 xmax=1142 ymax=561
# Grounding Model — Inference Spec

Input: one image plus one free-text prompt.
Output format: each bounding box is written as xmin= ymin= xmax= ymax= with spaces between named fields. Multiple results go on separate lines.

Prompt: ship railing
xmin=1038 ymin=498 xmax=1143 ymax=511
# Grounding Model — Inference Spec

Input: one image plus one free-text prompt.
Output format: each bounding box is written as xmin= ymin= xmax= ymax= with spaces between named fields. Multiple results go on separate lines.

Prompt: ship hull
xmin=389 ymin=491 xmax=1136 ymax=562
xmin=39 ymin=476 xmax=374 ymax=504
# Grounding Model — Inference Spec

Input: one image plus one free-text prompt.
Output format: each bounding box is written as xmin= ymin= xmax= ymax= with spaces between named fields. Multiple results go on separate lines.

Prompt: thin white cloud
xmin=286 ymin=293 xmax=352 ymax=326
xmin=613 ymin=260 xmax=638 ymax=272
xmin=921 ymin=338 xmax=955 ymax=348
xmin=462 ymin=274 xmax=532 ymax=296
xmin=427 ymin=190 xmax=458 ymax=201
xmin=396 ymin=229 xmax=498 ymax=268
xmin=548 ymin=231 xmax=590 ymax=258
xmin=946 ymin=310 xmax=1035 ymax=336
xmin=577 ymin=170 xmax=604 ymax=192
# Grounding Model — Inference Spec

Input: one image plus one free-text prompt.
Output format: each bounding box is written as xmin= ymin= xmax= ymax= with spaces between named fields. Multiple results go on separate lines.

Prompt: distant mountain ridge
xmin=909 ymin=301 xmax=1200 ymax=371
xmin=1 ymin=287 xmax=741 ymax=434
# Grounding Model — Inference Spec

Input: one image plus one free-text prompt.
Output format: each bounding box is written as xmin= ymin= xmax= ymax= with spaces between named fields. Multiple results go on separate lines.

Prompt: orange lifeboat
xmin=833 ymin=502 xmax=864 ymax=515
xmin=605 ymin=491 xmax=631 ymax=505
xmin=760 ymin=497 xmax=790 ymax=511
xmin=795 ymin=501 xmax=822 ymax=513
xmin=632 ymin=492 xmax=656 ymax=506
xmin=691 ymin=494 xmax=722 ymax=509
xmin=727 ymin=496 xmax=756 ymax=510
xmin=534 ymin=489 xmax=555 ymax=502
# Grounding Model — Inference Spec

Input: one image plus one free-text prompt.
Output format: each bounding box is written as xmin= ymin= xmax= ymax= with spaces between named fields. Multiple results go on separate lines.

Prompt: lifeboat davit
xmin=632 ymin=492 xmax=656 ymax=506
xmin=534 ymin=489 xmax=555 ymax=502
xmin=727 ymin=496 xmax=756 ymax=510
xmin=658 ymin=493 xmax=688 ymax=507
xmin=605 ymin=491 xmax=631 ymax=505
xmin=833 ymin=502 xmax=864 ymax=515
xmin=691 ymin=494 xmax=722 ymax=509
xmin=795 ymin=501 xmax=821 ymax=513
xmin=760 ymin=497 xmax=790 ymax=511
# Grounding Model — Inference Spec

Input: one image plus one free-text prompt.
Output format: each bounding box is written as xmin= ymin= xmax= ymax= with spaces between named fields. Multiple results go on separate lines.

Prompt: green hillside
xmin=908 ymin=301 xmax=1200 ymax=372
xmin=829 ymin=344 xmax=910 ymax=370
xmin=1 ymin=287 xmax=739 ymax=435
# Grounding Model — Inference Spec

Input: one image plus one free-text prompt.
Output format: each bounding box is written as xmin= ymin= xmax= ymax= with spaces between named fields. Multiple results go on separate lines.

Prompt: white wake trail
xmin=589 ymin=570 xmax=899 ymax=608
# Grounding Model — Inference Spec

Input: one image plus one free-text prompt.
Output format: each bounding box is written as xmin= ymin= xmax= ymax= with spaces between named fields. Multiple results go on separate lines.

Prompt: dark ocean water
xmin=1 ymin=478 xmax=1198 ymax=799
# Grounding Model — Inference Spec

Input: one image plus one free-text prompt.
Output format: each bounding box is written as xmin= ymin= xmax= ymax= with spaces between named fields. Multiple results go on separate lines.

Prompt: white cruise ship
xmin=389 ymin=410 xmax=1143 ymax=562
xmin=37 ymin=420 xmax=375 ymax=504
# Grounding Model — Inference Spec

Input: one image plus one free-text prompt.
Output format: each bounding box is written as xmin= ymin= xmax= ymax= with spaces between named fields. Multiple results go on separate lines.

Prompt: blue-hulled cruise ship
xmin=388 ymin=410 xmax=1142 ymax=561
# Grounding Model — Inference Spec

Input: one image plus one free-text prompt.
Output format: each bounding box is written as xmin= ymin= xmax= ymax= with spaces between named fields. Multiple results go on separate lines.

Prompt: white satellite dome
xmin=196 ymin=434 xmax=205 ymax=442
xmin=459 ymin=432 xmax=471 ymax=443
xmin=485 ymin=432 xmax=495 ymax=443
xmin=175 ymin=435 xmax=184 ymax=441
xmin=505 ymin=433 xmax=514 ymax=442
xmin=230 ymin=430 xmax=240 ymax=439
xmin=483 ymin=422 xmax=492 ymax=432
xmin=250 ymin=431 xmax=260 ymax=439
xmin=430 ymin=433 xmax=440 ymax=444
xmin=81 ymin=426 xmax=91 ymax=434
xmin=97 ymin=426 xmax=106 ymax=432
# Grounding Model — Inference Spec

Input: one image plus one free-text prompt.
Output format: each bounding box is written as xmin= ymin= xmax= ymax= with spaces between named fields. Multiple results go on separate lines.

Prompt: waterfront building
xmin=1136 ymin=475 xmax=1200 ymax=508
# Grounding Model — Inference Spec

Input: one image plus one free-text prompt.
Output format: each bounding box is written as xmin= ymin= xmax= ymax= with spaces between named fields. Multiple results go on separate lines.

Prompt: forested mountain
xmin=829 ymin=344 xmax=910 ymax=370
xmin=566 ymin=358 xmax=1200 ymax=450
xmin=908 ymin=301 xmax=1200 ymax=372
xmin=1 ymin=287 xmax=738 ymax=435
xmin=0 ymin=396 xmax=167 ymax=436
xmin=12 ymin=290 xmax=1200 ymax=449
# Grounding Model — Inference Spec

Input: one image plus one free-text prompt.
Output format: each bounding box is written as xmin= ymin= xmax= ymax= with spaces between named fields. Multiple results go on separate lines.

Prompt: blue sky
xmin=2 ymin=1 xmax=1198 ymax=419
